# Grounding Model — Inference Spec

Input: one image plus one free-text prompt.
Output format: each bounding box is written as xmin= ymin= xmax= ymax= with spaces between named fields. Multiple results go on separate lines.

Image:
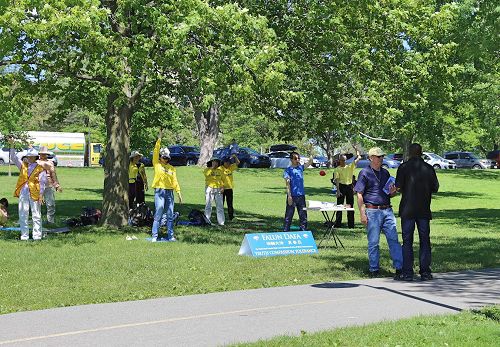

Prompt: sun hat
xmin=368 ymin=147 xmax=385 ymax=157
xmin=130 ymin=150 xmax=143 ymax=159
xmin=38 ymin=146 xmax=51 ymax=155
xmin=159 ymin=147 xmax=170 ymax=159
xmin=25 ymin=148 xmax=39 ymax=157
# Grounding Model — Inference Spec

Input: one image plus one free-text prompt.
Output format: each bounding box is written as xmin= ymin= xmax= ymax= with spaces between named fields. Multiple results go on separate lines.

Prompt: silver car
xmin=443 ymin=151 xmax=496 ymax=169
xmin=422 ymin=152 xmax=456 ymax=169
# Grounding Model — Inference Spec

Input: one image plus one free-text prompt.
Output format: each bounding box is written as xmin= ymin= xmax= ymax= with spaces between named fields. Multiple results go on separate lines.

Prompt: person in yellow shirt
xmin=204 ymin=157 xmax=225 ymax=225
xmin=221 ymin=154 xmax=240 ymax=221
xmin=151 ymin=129 xmax=182 ymax=242
xmin=128 ymin=150 xmax=148 ymax=209
xmin=333 ymin=148 xmax=361 ymax=228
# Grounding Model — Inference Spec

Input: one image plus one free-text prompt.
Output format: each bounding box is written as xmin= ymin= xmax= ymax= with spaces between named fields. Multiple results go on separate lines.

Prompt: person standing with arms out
xmin=9 ymin=145 xmax=47 ymax=240
xmin=221 ymin=154 xmax=240 ymax=221
xmin=151 ymin=129 xmax=182 ymax=242
xmin=333 ymin=147 xmax=361 ymax=228
xmin=354 ymin=147 xmax=403 ymax=278
xmin=37 ymin=146 xmax=62 ymax=224
xmin=128 ymin=150 xmax=148 ymax=208
xmin=204 ymin=157 xmax=225 ymax=226
xmin=395 ymin=143 xmax=439 ymax=281
xmin=283 ymin=151 xmax=314 ymax=231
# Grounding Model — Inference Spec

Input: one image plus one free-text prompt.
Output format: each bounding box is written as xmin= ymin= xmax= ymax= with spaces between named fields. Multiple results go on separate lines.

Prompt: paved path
xmin=0 ymin=268 xmax=498 ymax=346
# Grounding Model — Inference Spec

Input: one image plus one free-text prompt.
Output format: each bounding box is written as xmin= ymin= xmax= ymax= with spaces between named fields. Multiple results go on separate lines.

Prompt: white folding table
xmin=305 ymin=200 xmax=355 ymax=248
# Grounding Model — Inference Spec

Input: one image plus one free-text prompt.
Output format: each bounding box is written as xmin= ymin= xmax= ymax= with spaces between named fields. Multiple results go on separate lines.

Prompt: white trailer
xmin=21 ymin=131 xmax=97 ymax=167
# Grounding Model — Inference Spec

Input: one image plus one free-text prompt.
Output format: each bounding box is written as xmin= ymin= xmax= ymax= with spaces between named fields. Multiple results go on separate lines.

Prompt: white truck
xmin=0 ymin=131 xmax=103 ymax=167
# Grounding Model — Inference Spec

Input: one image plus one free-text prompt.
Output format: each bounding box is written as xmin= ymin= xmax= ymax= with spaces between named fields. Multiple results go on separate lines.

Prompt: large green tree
xmin=0 ymin=0 xmax=284 ymax=226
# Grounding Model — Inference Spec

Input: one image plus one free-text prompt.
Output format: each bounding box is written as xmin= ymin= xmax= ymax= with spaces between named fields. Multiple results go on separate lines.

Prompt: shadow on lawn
xmin=434 ymin=191 xmax=486 ymax=199
xmin=433 ymin=208 xmax=500 ymax=230
xmin=440 ymin=169 xmax=500 ymax=180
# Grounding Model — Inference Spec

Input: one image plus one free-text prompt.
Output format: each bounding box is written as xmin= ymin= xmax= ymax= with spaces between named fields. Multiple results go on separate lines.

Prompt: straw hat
xmin=130 ymin=150 xmax=143 ymax=159
xmin=38 ymin=146 xmax=50 ymax=155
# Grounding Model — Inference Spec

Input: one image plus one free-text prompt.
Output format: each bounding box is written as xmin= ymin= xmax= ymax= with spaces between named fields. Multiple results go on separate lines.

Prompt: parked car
xmin=139 ymin=155 xmax=153 ymax=167
xmin=346 ymin=154 xmax=401 ymax=169
xmin=312 ymin=156 xmax=329 ymax=168
xmin=443 ymin=151 xmax=496 ymax=169
xmin=386 ymin=153 xmax=404 ymax=162
xmin=422 ymin=152 xmax=456 ymax=169
xmin=215 ymin=146 xmax=271 ymax=168
xmin=269 ymin=144 xmax=297 ymax=152
xmin=168 ymin=145 xmax=200 ymax=166
xmin=268 ymin=151 xmax=292 ymax=168
xmin=486 ymin=150 xmax=500 ymax=168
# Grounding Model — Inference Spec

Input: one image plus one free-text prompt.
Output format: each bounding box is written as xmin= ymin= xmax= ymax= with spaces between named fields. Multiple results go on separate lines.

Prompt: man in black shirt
xmin=395 ymin=143 xmax=439 ymax=281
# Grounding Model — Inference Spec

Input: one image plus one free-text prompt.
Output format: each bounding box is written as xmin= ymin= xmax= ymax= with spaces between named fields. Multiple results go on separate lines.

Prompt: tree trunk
xmin=195 ymin=104 xmax=220 ymax=167
xmin=101 ymin=93 xmax=132 ymax=227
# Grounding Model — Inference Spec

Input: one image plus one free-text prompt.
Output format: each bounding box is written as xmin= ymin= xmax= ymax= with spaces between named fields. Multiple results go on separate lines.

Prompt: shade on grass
xmin=0 ymin=166 xmax=498 ymax=314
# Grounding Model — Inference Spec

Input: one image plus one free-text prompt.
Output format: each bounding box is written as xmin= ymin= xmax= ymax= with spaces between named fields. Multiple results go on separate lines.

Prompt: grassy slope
xmin=0 ymin=166 xmax=498 ymax=314
xmin=235 ymin=306 xmax=500 ymax=347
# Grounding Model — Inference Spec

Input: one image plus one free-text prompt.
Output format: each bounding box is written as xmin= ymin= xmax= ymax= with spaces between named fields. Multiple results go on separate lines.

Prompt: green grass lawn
xmin=0 ymin=166 xmax=499 ymax=315
xmin=235 ymin=306 xmax=500 ymax=347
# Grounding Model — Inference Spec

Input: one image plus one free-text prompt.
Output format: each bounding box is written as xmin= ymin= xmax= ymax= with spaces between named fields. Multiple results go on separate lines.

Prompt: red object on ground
xmin=319 ymin=170 xmax=326 ymax=176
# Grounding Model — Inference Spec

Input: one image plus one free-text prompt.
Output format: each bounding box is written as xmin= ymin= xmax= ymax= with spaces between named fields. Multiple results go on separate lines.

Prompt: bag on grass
xmin=80 ymin=207 xmax=102 ymax=226
xmin=188 ymin=209 xmax=210 ymax=226
xmin=129 ymin=203 xmax=154 ymax=227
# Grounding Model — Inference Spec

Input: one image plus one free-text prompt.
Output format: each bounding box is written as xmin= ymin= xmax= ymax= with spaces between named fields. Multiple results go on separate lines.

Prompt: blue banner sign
xmin=238 ymin=231 xmax=318 ymax=258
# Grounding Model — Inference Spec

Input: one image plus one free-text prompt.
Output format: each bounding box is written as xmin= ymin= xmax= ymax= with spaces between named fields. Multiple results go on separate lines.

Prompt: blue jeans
xmin=283 ymin=195 xmax=307 ymax=231
xmin=365 ymin=208 xmax=402 ymax=272
xmin=152 ymin=189 xmax=175 ymax=239
xmin=401 ymin=218 xmax=431 ymax=276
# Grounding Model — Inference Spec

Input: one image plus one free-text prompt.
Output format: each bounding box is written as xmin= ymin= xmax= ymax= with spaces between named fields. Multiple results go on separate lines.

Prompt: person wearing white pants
xmin=205 ymin=186 xmax=225 ymax=225
xmin=204 ymin=158 xmax=225 ymax=226
xmin=10 ymin=147 xmax=47 ymax=240
xmin=38 ymin=146 xmax=62 ymax=224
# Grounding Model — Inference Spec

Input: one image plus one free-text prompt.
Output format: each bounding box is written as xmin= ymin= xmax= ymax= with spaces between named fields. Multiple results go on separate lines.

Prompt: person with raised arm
xmin=150 ymin=129 xmax=182 ymax=242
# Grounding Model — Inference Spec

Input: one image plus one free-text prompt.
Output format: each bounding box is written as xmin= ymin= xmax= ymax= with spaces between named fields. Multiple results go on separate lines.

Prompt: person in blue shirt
xmin=354 ymin=147 xmax=403 ymax=279
xmin=283 ymin=151 xmax=313 ymax=231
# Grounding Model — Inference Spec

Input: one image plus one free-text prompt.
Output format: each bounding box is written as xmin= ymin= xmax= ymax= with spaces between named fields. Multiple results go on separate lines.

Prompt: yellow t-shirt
xmin=128 ymin=162 xmax=139 ymax=183
xmin=334 ymin=162 xmax=356 ymax=185
xmin=204 ymin=167 xmax=224 ymax=188
xmin=221 ymin=164 xmax=238 ymax=189
xmin=151 ymin=139 xmax=180 ymax=192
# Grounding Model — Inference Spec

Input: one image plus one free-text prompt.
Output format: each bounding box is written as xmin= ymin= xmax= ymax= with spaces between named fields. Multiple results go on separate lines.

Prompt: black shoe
xmin=420 ymin=272 xmax=433 ymax=281
xmin=394 ymin=271 xmax=414 ymax=281
xmin=393 ymin=269 xmax=403 ymax=280
xmin=369 ymin=270 xmax=380 ymax=278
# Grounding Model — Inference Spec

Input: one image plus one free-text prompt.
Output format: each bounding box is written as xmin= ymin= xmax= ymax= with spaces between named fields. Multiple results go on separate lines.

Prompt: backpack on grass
xmin=188 ymin=209 xmax=211 ymax=226
xmin=129 ymin=203 xmax=154 ymax=227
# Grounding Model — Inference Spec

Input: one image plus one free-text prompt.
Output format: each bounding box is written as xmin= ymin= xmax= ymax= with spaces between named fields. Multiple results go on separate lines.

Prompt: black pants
xmin=223 ymin=189 xmax=234 ymax=220
xmin=335 ymin=183 xmax=355 ymax=228
xmin=283 ymin=195 xmax=307 ymax=231
xmin=136 ymin=177 xmax=145 ymax=204
xmin=401 ymin=218 xmax=432 ymax=276
xmin=129 ymin=182 xmax=137 ymax=209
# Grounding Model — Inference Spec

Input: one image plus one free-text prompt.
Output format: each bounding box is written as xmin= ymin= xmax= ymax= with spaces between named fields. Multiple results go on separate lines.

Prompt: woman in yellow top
xmin=128 ymin=150 xmax=148 ymax=209
xmin=150 ymin=129 xmax=182 ymax=242
xmin=221 ymin=154 xmax=240 ymax=220
xmin=333 ymin=147 xmax=361 ymax=228
xmin=204 ymin=157 xmax=225 ymax=225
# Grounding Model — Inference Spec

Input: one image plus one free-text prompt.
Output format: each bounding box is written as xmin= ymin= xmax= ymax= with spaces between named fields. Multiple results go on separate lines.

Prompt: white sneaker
xmin=151 ymin=237 xmax=157 ymax=243
xmin=126 ymin=235 xmax=133 ymax=241
xmin=131 ymin=235 xmax=138 ymax=240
